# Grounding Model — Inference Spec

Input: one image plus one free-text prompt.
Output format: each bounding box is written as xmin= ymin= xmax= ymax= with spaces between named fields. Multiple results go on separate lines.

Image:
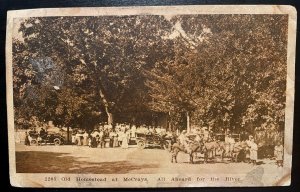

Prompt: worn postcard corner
xmin=6 ymin=5 xmax=296 ymax=188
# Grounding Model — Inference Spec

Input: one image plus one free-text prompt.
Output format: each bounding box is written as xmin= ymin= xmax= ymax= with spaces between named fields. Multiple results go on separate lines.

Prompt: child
xmin=88 ymin=136 xmax=92 ymax=148
xmin=274 ymin=142 xmax=284 ymax=167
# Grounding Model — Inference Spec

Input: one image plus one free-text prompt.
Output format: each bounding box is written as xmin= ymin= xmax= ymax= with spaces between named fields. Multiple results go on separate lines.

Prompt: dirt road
xmin=15 ymin=143 xmax=286 ymax=179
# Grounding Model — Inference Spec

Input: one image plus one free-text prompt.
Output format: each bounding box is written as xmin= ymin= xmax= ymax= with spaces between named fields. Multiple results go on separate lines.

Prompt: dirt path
xmin=15 ymin=143 xmax=287 ymax=180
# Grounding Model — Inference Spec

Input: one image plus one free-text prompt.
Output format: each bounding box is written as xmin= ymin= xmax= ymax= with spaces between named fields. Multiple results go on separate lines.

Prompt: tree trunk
xmin=98 ymin=82 xmax=114 ymax=125
xmin=67 ymin=126 xmax=70 ymax=144
xmin=168 ymin=111 xmax=171 ymax=131
xmin=186 ymin=111 xmax=191 ymax=133
xmin=107 ymin=111 xmax=113 ymax=125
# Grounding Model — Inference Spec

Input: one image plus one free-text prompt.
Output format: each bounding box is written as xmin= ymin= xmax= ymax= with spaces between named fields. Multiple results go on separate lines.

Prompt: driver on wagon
xmin=40 ymin=127 xmax=47 ymax=138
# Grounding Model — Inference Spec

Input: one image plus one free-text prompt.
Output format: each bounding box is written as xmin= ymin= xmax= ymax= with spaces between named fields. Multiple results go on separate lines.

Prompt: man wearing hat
xmin=194 ymin=128 xmax=202 ymax=143
xmin=178 ymin=130 xmax=191 ymax=150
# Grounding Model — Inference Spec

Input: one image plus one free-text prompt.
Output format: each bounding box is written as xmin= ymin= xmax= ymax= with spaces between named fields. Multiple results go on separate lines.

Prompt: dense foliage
xmin=13 ymin=15 xmax=288 ymax=134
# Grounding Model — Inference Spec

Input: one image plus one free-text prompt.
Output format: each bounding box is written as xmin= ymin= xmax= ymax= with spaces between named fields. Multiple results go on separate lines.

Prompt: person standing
xmin=83 ymin=131 xmax=89 ymax=146
xmin=224 ymin=134 xmax=231 ymax=155
xmin=274 ymin=142 xmax=284 ymax=167
xmin=95 ymin=135 xmax=100 ymax=148
xmin=245 ymin=136 xmax=253 ymax=163
xmin=118 ymin=130 xmax=123 ymax=147
xmin=111 ymin=130 xmax=118 ymax=148
xmin=37 ymin=135 xmax=42 ymax=146
xmin=71 ymin=132 xmax=76 ymax=145
xmin=249 ymin=138 xmax=258 ymax=165
xmin=24 ymin=131 xmax=30 ymax=146
xmin=131 ymin=124 xmax=137 ymax=138
xmin=228 ymin=134 xmax=236 ymax=157
xmin=99 ymin=130 xmax=105 ymax=148
xmin=75 ymin=132 xmax=82 ymax=146
xmin=121 ymin=130 xmax=129 ymax=149
xmin=108 ymin=129 xmax=113 ymax=147
xmin=88 ymin=135 xmax=92 ymax=147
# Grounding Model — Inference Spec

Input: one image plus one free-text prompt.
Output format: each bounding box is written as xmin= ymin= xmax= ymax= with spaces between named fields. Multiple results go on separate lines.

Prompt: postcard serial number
xmin=45 ymin=177 xmax=70 ymax=182
xmin=45 ymin=177 xmax=56 ymax=182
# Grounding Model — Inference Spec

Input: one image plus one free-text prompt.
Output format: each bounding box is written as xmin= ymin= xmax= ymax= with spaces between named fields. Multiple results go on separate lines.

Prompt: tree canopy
xmin=13 ymin=14 xmax=288 ymax=134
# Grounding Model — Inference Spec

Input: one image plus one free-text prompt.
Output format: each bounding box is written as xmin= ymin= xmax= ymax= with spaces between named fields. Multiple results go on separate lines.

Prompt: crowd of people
xmin=71 ymin=123 xmax=168 ymax=149
xmin=22 ymin=122 xmax=284 ymax=167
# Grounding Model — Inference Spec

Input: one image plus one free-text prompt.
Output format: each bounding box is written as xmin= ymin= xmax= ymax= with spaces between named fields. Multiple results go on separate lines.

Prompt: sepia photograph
xmin=6 ymin=5 xmax=296 ymax=187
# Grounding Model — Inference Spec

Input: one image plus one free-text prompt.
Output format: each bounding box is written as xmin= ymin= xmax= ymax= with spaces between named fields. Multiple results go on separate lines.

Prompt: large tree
xmin=146 ymin=15 xmax=288 ymax=133
xmin=14 ymin=15 xmax=173 ymax=127
xmin=13 ymin=14 xmax=288 ymax=135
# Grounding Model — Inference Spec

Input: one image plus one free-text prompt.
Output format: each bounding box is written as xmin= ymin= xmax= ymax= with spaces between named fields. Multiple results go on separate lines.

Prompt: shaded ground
xmin=16 ymin=151 xmax=158 ymax=173
xmin=15 ymin=143 xmax=285 ymax=177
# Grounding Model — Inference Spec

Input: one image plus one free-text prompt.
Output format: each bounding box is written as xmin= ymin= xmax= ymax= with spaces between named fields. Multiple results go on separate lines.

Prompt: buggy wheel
xmin=137 ymin=140 xmax=146 ymax=149
xmin=54 ymin=138 xmax=61 ymax=146
xmin=30 ymin=139 xmax=37 ymax=146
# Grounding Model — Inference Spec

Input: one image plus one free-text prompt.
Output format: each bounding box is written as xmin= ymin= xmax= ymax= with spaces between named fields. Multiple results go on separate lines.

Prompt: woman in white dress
xmin=71 ymin=133 xmax=76 ymax=145
xmin=250 ymin=141 xmax=258 ymax=165
xmin=83 ymin=131 xmax=89 ymax=146
xmin=76 ymin=132 xmax=82 ymax=146
xmin=121 ymin=131 xmax=129 ymax=149
xmin=274 ymin=142 xmax=284 ymax=167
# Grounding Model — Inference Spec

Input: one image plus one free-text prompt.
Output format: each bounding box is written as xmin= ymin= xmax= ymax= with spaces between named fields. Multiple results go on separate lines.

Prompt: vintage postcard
xmin=6 ymin=5 xmax=296 ymax=187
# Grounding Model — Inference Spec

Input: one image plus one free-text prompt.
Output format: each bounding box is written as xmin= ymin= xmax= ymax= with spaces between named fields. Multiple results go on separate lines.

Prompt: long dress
xmin=121 ymin=133 xmax=128 ymax=149
xmin=113 ymin=135 xmax=118 ymax=147
xmin=274 ymin=145 xmax=283 ymax=161
xmin=110 ymin=132 xmax=118 ymax=147
xmin=131 ymin=126 xmax=136 ymax=138
xmin=250 ymin=142 xmax=258 ymax=161
xmin=118 ymin=131 xmax=123 ymax=146
xmin=71 ymin=134 xmax=76 ymax=144
xmin=88 ymin=137 xmax=92 ymax=147
xmin=83 ymin=132 xmax=89 ymax=146
xmin=24 ymin=133 xmax=30 ymax=146
xmin=76 ymin=134 xmax=82 ymax=146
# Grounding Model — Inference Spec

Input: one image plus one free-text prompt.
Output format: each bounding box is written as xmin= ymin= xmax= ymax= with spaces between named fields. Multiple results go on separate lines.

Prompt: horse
xmin=161 ymin=133 xmax=177 ymax=151
xmin=231 ymin=141 xmax=250 ymax=162
xmin=216 ymin=141 xmax=234 ymax=161
xmin=202 ymin=140 xmax=250 ymax=163
xmin=202 ymin=140 xmax=226 ymax=163
xmin=171 ymin=140 xmax=204 ymax=164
